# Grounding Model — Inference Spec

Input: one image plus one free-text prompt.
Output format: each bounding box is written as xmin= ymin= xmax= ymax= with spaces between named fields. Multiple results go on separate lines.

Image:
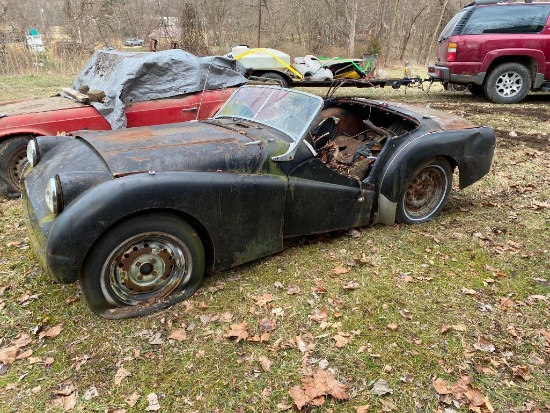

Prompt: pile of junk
xmin=227 ymin=45 xmax=378 ymax=86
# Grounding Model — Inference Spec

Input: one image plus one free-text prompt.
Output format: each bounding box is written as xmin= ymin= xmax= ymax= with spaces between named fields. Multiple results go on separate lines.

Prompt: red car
xmin=427 ymin=0 xmax=550 ymax=103
xmin=0 ymin=49 xmax=247 ymax=198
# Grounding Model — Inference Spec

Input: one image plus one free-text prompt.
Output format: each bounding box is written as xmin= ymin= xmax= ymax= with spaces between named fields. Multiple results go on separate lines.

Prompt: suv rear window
xmin=462 ymin=5 xmax=550 ymax=34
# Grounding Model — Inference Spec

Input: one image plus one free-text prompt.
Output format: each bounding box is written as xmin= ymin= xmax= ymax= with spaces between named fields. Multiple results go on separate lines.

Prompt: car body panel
xmin=0 ymin=88 xmax=236 ymax=140
xmin=22 ymin=86 xmax=496 ymax=303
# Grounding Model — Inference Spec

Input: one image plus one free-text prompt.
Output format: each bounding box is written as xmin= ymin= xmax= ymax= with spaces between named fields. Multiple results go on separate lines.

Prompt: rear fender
xmin=375 ymin=128 xmax=495 ymax=224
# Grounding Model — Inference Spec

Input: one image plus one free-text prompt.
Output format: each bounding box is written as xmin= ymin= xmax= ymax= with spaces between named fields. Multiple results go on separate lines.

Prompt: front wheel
xmin=484 ymin=63 xmax=531 ymax=104
xmin=79 ymin=213 xmax=205 ymax=319
xmin=0 ymin=135 xmax=32 ymax=199
xmin=396 ymin=158 xmax=453 ymax=224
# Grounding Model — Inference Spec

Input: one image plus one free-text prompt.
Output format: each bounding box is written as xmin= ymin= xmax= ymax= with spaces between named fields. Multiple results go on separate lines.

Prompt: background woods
xmin=0 ymin=0 xmax=465 ymax=74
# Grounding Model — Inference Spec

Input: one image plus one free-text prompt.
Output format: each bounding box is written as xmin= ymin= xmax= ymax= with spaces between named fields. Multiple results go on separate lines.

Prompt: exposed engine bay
xmin=311 ymin=103 xmax=418 ymax=180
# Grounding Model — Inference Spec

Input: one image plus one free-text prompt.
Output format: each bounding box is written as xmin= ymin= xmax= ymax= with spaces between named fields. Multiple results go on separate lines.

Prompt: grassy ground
xmin=0 ymin=76 xmax=549 ymax=412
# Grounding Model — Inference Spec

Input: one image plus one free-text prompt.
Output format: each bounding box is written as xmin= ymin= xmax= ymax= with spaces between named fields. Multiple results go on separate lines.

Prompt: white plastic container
xmin=229 ymin=45 xmax=291 ymax=70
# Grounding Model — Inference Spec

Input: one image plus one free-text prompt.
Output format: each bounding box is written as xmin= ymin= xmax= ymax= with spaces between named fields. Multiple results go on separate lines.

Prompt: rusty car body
xmin=22 ymin=85 xmax=495 ymax=319
xmin=0 ymin=49 xmax=247 ymax=199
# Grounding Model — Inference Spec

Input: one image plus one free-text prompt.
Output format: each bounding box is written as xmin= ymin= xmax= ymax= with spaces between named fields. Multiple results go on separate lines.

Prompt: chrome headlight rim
xmin=45 ymin=175 xmax=63 ymax=216
xmin=26 ymin=139 xmax=39 ymax=167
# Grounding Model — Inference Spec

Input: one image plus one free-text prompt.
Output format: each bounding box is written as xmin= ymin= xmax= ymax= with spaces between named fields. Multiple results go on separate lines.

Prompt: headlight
xmin=27 ymin=139 xmax=39 ymax=167
xmin=45 ymin=175 xmax=63 ymax=215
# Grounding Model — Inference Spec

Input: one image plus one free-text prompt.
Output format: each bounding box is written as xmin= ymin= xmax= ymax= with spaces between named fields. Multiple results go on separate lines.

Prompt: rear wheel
xmin=484 ymin=63 xmax=531 ymax=104
xmin=396 ymin=158 xmax=453 ymax=224
xmin=79 ymin=213 xmax=205 ymax=319
xmin=260 ymin=72 xmax=290 ymax=88
xmin=0 ymin=135 xmax=32 ymax=199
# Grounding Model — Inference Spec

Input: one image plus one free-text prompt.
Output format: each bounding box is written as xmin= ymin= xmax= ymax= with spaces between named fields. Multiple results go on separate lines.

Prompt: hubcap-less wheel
xmin=80 ymin=213 xmax=205 ymax=319
xmin=8 ymin=149 xmax=27 ymax=189
xmin=0 ymin=135 xmax=32 ymax=198
xmin=402 ymin=165 xmax=448 ymax=220
xmin=396 ymin=158 xmax=452 ymax=224
xmin=495 ymin=71 xmax=523 ymax=98
xmin=103 ymin=234 xmax=192 ymax=306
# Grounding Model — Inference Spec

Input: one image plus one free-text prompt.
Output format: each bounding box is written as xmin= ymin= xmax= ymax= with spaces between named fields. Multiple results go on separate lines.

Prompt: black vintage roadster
xmin=23 ymin=85 xmax=495 ymax=318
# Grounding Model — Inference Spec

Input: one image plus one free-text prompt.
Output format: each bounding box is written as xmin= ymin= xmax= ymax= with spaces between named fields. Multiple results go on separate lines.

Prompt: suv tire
xmin=484 ymin=63 xmax=531 ymax=104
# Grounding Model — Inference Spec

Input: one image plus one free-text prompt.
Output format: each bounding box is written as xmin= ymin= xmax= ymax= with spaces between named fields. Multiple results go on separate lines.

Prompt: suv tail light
xmin=446 ymin=42 xmax=457 ymax=62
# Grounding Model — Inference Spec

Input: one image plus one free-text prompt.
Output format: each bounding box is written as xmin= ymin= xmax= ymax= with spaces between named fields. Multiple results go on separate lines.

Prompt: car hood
xmin=0 ymin=95 xmax=83 ymax=116
xmin=73 ymin=121 xmax=266 ymax=176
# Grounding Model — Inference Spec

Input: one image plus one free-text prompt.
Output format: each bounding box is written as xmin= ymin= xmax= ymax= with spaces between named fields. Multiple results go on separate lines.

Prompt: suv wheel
xmin=484 ymin=63 xmax=531 ymax=104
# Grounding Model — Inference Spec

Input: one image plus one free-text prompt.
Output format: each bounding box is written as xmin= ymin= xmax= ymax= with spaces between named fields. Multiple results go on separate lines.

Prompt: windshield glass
xmin=215 ymin=85 xmax=323 ymax=142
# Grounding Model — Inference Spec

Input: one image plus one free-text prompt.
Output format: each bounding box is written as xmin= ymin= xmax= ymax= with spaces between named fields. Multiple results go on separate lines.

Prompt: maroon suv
xmin=428 ymin=0 xmax=550 ymax=104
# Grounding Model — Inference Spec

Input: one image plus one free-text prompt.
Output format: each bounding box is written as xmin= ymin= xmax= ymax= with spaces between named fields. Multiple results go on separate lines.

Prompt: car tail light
xmin=446 ymin=43 xmax=457 ymax=62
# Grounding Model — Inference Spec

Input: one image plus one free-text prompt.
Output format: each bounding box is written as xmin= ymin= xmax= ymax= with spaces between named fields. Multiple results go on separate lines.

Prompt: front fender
xmin=46 ymin=171 xmax=287 ymax=283
xmin=375 ymin=127 xmax=495 ymax=223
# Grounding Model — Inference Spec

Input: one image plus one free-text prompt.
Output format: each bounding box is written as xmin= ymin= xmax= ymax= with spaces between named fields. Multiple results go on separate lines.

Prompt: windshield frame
xmin=214 ymin=85 xmax=323 ymax=161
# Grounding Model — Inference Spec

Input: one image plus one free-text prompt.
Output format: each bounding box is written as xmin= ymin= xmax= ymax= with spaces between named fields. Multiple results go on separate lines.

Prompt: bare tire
xmin=484 ymin=63 xmax=531 ymax=104
xmin=0 ymin=135 xmax=32 ymax=199
xmin=396 ymin=158 xmax=453 ymax=224
xmin=79 ymin=213 xmax=205 ymax=319
xmin=260 ymin=72 xmax=290 ymax=88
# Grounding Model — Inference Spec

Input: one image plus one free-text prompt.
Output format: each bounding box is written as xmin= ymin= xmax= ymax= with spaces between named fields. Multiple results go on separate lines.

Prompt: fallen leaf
xmin=333 ymin=332 xmax=352 ymax=348
xmin=370 ymin=379 xmax=393 ymax=395
xmin=114 ymin=367 xmax=131 ymax=385
xmin=148 ymin=332 xmax=164 ymax=345
xmin=224 ymin=322 xmax=249 ymax=342
xmin=125 ymin=391 xmax=140 ymax=407
xmin=15 ymin=349 xmax=33 ymax=360
xmin=289 ymin=385 xmax=310 ymax=410
xmin=399 ymin=309 xmax=412 ymax=320
xmin=82 ymin=386 xmax=98 ymax=401
xmin=473 ymin=336 xmax=495 ymax=353
xmin=343 ymin=280 xmax=360 ymax=290
xmin=511 ymin=365 xmax=531 ymax=381
xmin=287 ymin=285 xmax=301 ymax=295
xmin=252 ymin=294 xmax=274 ymax=307
xmin=289 ymin=369 xmax=349 ymax=409
xmin=54 ymin=382 xmax=77 ymax=396
xmin=38 ymin=324 xmax=63 ymax=340
xmin=333 ymin=266 xmax=350 ymax=275
xmin=146 ymin=393 xmax=161 ymax=411
xmin=433 ymin=377 xmax=452 ymax=395
xmin=12 ymin=333 xmax=32 ymax=348
xmin=50 ymin=392 xmax=77 ymax=412
xmin=0 ymin=346 xmax=18 ymax=365
xmin=259 ymin=317 xmax=277 ymax=332
xmin=168 ymin=328 xmax=187 ymax=342
xmin=387 ymin=323 xmax=398 ymax=331
xmin=258 ymin=355 xmax=272 ymax=372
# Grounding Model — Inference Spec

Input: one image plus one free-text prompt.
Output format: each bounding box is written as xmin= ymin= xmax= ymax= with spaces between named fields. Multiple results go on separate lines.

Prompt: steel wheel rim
xmin=101 ymin=232 xmax=192 ymax=306
xmin=495 ymin=71 xmax=522 ymax=97
xmin=402 ymin=165 xmax=448 ymax=221
xmin=7 ymin=149 xmax=27 ymax=189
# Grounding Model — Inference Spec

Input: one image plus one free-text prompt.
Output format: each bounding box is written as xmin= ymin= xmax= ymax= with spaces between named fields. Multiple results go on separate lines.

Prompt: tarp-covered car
xmin=23 ymin=85 xmax=496 ymax=319
xmin=0 ymin=49 xmax=247 ymax=198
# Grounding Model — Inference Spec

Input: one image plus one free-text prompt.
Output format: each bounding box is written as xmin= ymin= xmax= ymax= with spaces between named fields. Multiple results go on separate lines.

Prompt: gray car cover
xmin=71 ymin=49 xmax=248 ymax=129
